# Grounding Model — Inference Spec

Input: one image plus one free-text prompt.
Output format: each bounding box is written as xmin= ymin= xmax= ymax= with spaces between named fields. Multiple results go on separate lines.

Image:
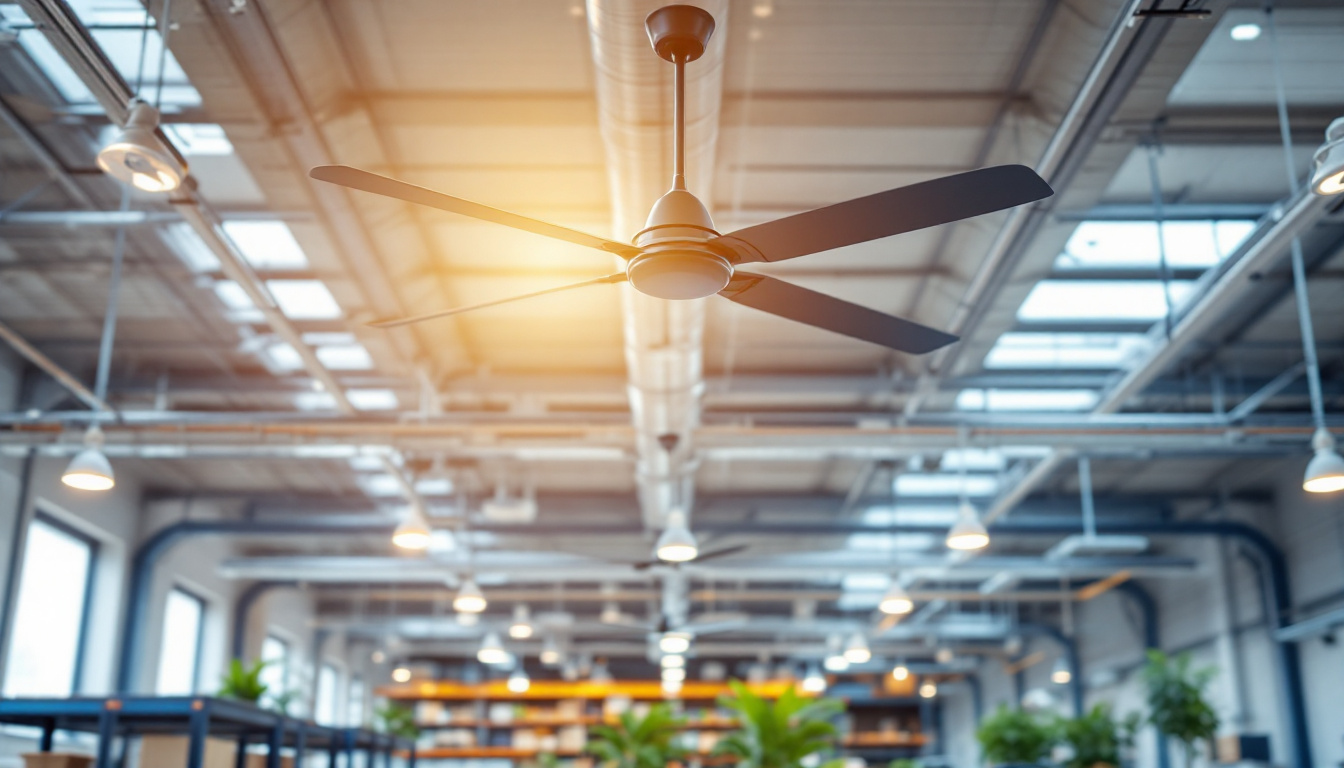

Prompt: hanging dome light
xmin=891 ymin=663 xmax=910 ymax=682
xmin=655 ymin=509 xmax=699 ymax=562
xmin=539 ymin=635 xmax=562 ymax=666
xmin=477 ymin=631 xmax=510 ymax=665
xmin=660 ymin=653 xmax=686 ymax=669
xmin=391 ymin=505 xmax=432 ymax=550
xmin=1050 ymin=657 xmax=1073 ymax=685
xmin=62 ymin=425 xmax=115 ymax=491
xmin=507 ymin=666 xmax=531 ymax=693
xmin=1310 ymin=117 xmax=1344 ymax=196
xmin=1304 ymin=428 xmax=1344 ymax=493
xmin=661 ymin=667 xmax=686 ymax=682
xmin=843 ymin=632 xmax=871 ymax=664
xmin=454 ymin=578 xmax=487 ymax=613
xmin=659 ymin=631 xmax=692 ymax=655
xmin=935 ymin=647 xmax=955 ymax=664
xmin=801 ymin=664 xmax=827 ymax=693
xmin=600 ymin=601 xmax=624 ymax=624
xmin=879 ymin=580 xmax=914 ymax=615
xmin=96 ymin=101 xmax=184 ymax=193
xmin=662 ymin=677 xmax=683 ymax=695
xmin=823 ymin=634 xmax=849 ymax=672
xmin=391 ymin=664 xmax=412 ymax=683
xmin=919 ymin=679 xmax=938 ymax=698
xmin=946 ymin=502 xmax=990 ymax=551
xmin=509 ymin=604 xmax=534 ymax=639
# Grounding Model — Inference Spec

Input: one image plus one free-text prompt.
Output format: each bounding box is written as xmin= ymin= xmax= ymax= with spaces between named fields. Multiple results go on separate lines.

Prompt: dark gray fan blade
xmin=720 ymin=273 xmax=957 ymax=354
xmin=368 ymin=273 xmax=626 ymax=328
xmin=689 ymin=544 xmax=748 ymax=563
xmin=311 ymin=165 xmax=641 ymax=258
xmin=709 ymin=165 xmax=1052 ymax=264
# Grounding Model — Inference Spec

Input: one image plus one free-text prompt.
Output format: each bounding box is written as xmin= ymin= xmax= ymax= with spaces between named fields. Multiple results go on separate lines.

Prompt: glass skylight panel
xmin=940 ymin=448 xmax=1007 ymax=472
xmin=862 ymin=505 xmax=960 ymax=526
xmin=262 ymin=343 xmax=304 ymax=373
xmin=62 ymin=0 xmax=201 ymax=108
xmin=985 ymin=332 xmax=1151 ymax=369
xmin=1018 ymin=280 xmax=1194 ymax=322
xmin=346 ymin=388 xmax=398 ymax=411
xmin=1056 ymin=221 xmax=1255 ymax=270
xmin=223 ymin=222 xmax=309 ymax=270
xmin=956 ymin=388 xmax=1100 ymax=411
xmin=267 ymin=280 xmax=342 ymax=319
xmin=844 ymin=532 xmax=940 ymax=551
xmin=316 ymin=343 xmax=374 ymax=371
xmin=212 ymin=281 xmax=263 ymax=323
xmin=160 ymin=222 xmax=220 ymax=272
xmin=163 ymin=124 xmax=233 ymax=155
xmin=414 ymin=477 xmax=455 ymax=496
xmin=359 ymin=474 xmax=404 ymax=497
xmin=894 ymin=474 xmax=999 ymax=497
xmin=13 ymin=26 xmax=96 ymax=103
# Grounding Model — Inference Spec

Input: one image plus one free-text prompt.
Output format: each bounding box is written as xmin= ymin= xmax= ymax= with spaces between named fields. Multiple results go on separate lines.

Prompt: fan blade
xmin=688 ymin=544 xmax=748 ymax=564
xmin=710 ymin=165 xmax=1052 ymax=264
xmin=310 ymin=165 xmax=641 ymax=258
xmin=368 ymin=273 xmax=627 ymax=328
xmin=720 ymin=273 xmax=957 ymax=354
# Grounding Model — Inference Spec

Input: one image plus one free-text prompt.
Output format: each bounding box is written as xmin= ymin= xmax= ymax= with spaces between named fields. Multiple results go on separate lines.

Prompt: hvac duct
xmin=587 ymin=0 xmax=728 ymax=527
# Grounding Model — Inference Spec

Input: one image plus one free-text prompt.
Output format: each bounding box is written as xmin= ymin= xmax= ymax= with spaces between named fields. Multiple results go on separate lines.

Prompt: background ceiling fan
xmin=310 ymin=5 xmax=1053 ymax=354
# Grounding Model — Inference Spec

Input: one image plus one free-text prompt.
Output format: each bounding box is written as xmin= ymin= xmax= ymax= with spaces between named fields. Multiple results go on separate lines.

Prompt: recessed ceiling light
xmin=1229 ymin=23 xmax=1261 ymax=41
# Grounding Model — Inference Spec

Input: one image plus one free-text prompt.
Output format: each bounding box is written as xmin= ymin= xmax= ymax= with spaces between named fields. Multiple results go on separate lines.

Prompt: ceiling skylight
xmin=294 ymin=392 xmax=337 ymax=411
xmin=415 ymin=477 xmax=455 ymax=496
xmin=985 ymin=332 xmax=1151 ymax=369
xmin=1018 ymin=281 xmax=1194 ymax=322
xmin=266 ymin=280 xmax=342 ymax=319
xmin=315 ymin=343 xmax=374 ymax=371
xmin=862 ymin=505 xmax=961 ymax=526
xmin=940 ymin=448 xmax=1008 ymax=472
xmin=346 ymin=389 xmax=398 ymax=411
xmin=64 ymin=0 xmax=201 ymax=108
xmin=223 ymin=222 xmax=308 ymax=270
xmin=956 ymin=388 xmax=1100 ymax=411
xmin=894 ymin=474 xmax=999 ymax=497
xmin=160 ymin=222 xmax=220 ymax=273
xmin=845 ymin=532 xmax=940 ymax=551
xmin=359 ymin=474 xmax=405 ymax=497
xmin=262 ymin=342 xmax=304 ymax=373
xmin=211 ymin=281 xmax=263 ymax=323
xmin=163 ymin=124 xmax=233 ymax=156
xmin=1055 ymin=220 xmax=1256 ymax=270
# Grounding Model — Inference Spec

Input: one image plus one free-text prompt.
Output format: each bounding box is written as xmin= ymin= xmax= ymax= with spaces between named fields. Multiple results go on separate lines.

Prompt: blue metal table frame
xmin=0 ymin=697 xmax=416 ymax=768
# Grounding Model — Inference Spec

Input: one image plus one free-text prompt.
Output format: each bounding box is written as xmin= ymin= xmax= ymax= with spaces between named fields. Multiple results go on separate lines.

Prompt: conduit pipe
xmin=587 ymin=0 xmax=728 ymax=528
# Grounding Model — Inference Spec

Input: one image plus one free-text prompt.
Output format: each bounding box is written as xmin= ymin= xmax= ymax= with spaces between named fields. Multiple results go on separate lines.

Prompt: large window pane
xmin=314 ymin=664 xmax=339 ymax=725
xmin=347 ymin=678 xmax=365 ymax=727
xmin=259 ymin=635 xmax=289 ymax=704
xmin=155 ymin=588 xmax=205 ymax=694
xmin=3 ymin=518 xmax=95 ymax=697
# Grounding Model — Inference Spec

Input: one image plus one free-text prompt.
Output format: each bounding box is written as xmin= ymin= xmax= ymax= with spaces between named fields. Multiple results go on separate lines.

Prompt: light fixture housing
xmin=655 ymin=509 xmax=698 ymax=562
xmin=661 ymin=667 xmax=686 ymax=682
xmin=391 ymin=507 xmax=432 ymax=550
xmin=1310 ymin=117 xmax=1344 ymax=196
xmin=843 ymin=632 xmax=871 ymax=664
xmin=891 ymin=663 xmax=910 ymax=682
xmin=659 ymin=631 xmax=692 ymax=655
xmin=919 ymin=680 xmax=938 ymax=699
xmin=1304 ymin=428 xmax=1344 ymax=493
xmin=661 ymin=654 xmax=686 ymax=669
xmin=823 ymin=654 xmax=849 ymax=672
xmin=1051 ymin=657 xmax=1073 ymax=685
xmin=454 ymin=578 xmax=487 ymax=613
xmin=801 ymin=664 xmax=827 ymax=693
xmin=946 ymin=502 xmax=990 ymax=551
xmin=509 ymin=605 xmax=534 ymax=639
xmin=62 ymin=426 xmax=115 ymax=491
xmin=391 ymin=665 xmax=412 ymax=683
xmin=1229 ymin=22 xmax=1261 ymax=41
xmin=879 ymin=581 xmax=913 ymax=615
xmin=507 ymin=667 xmax=531 ymax=693
xmin=477 ymin=631 xmax=510 ymax=665
xmin=539 ymin=636 xmax=562 ymax=666
xmin=662 ymin=678 xmax=683 ymax=695
xmin=96 ymin=101 xmax=184 ymax=193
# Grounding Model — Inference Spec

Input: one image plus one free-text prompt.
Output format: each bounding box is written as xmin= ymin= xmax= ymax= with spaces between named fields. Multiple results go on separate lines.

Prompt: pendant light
xmin=1051 ymin=657 xmax=1073 ymax=685
xmin=662 ymin=678 xmax=683 ymax=695
xmin=1310 ymin=117 xmax=1344 ymax=196
xmin=879 ymin=580 xmax=914 ymax=615
xmin=823 ymin=635 xmax=849 ymax=672
xmin=509 ymin=604 xmax=534 ymax=639
xmin=946 ymin=502 xmax=990 ymax=551
xmin=659 ymin=631 xmax=692 ymax=655
xmin=62 ymin=426 xmax=115 ymax=491
xmin=661 ymin=653 xmax=686 ymax=669
xmin=891 ymin=662 xmax=910 ymax=682
xmin=801 ymin=664 xmax=827 ymax=693
xmin=655 ymin=509 xmax=698 ymax=562
xmin=1304 ymin=428 xmax=1344 ymax=493
xmin=477 ymin=631 xmax=510 ymax=665
xmin=391 ymin=664 xmax=412 ymax=683
xmin=97 ymin=101 xmax=184 ymax=193
xmin=843 ymin=632 xmax=871 ymax=664
xmin=391 ymin=504 xmax=432 ymax=550
xmin=539 ymin=635 xmax=562 ymax=666
xmin=507 ymin=666 xmax=531 ymax=693
xmin=454 ymin=578 xmax=487 ymax=613
xmin=661 ymin=667 xmax=686 ymax=683
xmin=918 ymin=679 xmax=938 ymax=699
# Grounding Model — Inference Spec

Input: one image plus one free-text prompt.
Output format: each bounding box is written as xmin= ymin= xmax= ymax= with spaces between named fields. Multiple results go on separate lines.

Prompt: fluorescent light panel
xmin=894 ymin=474 xmax=999 ymax=497
xmin=956 ymin=388 xmax=1100 ymax=412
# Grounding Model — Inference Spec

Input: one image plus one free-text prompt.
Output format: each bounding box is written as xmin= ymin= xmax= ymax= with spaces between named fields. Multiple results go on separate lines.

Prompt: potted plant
xmin=375 ymin=702 xmax=421 ymax=740
xmin=975 ymin=705 xmax=1055 ymax=767
xmin=587 ymin=704 xmax=688 ymax=768
xmin=217 ymin=659 xmax=268 ymax=703
xmin=1058 ymin=704 xmax=1124 ymax=768
xmin=1141 ymin=650 xmax=1218 ymax=768
xmin=712 ymin=680 xmax=845 ymax=768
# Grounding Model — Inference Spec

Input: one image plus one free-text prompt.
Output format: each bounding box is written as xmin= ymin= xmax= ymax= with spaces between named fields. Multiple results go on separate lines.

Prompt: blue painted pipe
xmin=115 ymin=518 xmax=394 ymax=694
xmin=231 ymin=580 xmax=299 ymax=660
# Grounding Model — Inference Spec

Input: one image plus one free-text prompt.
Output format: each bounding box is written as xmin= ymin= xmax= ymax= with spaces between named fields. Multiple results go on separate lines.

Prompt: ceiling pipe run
xmin=587 ymin=0 xmax=728 ymax=529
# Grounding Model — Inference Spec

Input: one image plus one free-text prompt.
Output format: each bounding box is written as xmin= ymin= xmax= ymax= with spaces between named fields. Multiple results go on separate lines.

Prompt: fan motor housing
xmin=629 ymin=188 xmax=732 ymax=300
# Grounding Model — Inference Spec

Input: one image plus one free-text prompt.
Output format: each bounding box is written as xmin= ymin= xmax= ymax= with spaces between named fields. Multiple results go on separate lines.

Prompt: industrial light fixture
xmin=823 ymin=635 xmax=850 ymax=672
xmin=661 ymin=654 xmax=686 ymax=669
xmin=507 ymin=666 xmax=531 ymax=693
xmin=391 ymin=505 xmax=432 ymax=550
xmin=96 ymin=101 xmax=184 ymax=193
xmin=1310 ymin=117 xmax=1344 ymax=196
xmin=935 ymin=647 xmax=955 ymax=664
xmin=509 ymin=605 xmax=534 ymax=639
xmin=918 ymin=679 xmax=938 ymax=699
xmin=659 ymin=631 xmax=692 ymax=655
xmin=1229 ymin=22 xmax=1261 ymax=41
xmin=454 ymin=578 xmax=487 ymax=613
xmin=843 ymin=632 xmax=871 ymax=664
xmin=391 ymin=665 xmax=412 ymax=683
xmin=477 ymin=632 xmax=510 ymax=665
xmin=1051 ymin=657 xmax=1073 ymax=685
xmin=661 ymin=667 xmax=686 ymax=683
xmin=371 ymin=649 xmax=387 ymax=664
xmin=539 ymin=636 xmax=562 ymax=666
xmin=662 ymin=678 xmax=683 ymax=695
xmin=1304 ymin=428 xmax=1344 ymax=493
xmin=801 ymin=664 xmax=827 ymax=693
xmin=62 ymin=425 xmax=115 ymax=491
xmin=946 ymin=502 xmax=990 ymax=551
xmin=891 ymin=663 xmax=910 ymax=682
xmin=879 ymin=581 xmax=914 ymax=615
xmin=655 ymin=509 xmax=698 ymax=562
xmin=600 ymin=601 xmax=624 ymax=624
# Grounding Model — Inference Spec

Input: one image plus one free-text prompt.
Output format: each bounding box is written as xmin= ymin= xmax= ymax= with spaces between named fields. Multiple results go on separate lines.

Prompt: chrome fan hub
xmin=627 ymin=246 xmax=733 ymax=300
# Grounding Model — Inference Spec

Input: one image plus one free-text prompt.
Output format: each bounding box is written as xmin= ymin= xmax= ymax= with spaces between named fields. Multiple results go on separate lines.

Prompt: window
xmin=348 ymin=677 xmax=365 ymax=727
xmin=984 ymin=332 xmax=1152 ymax=370
xmin=266 ymin=280 xmax=343 ymax=319
xmin=345 ymin=389 xmax=399 ymax=411
xmin=314 ymin=664 xmax=339 ymax=725
xmin=221 ymin=222 xmax=308 ymax=270
xmin=1018 ymin=280 xmax=1195 ymax=322
xmin=1055 ymin=220 xmax=1255 ymax=270
xmin=893 ymin=473 xmax=999 ymax=497
xmin=955 ymin=388 xmax=1101 ymax=412
xmin=3 ymin=517 xmax=96 ymax=697
xmin=258 ymin=635 xmax=289 ymax=703
xmin=155 ymin=588 xmax=206 ymax=694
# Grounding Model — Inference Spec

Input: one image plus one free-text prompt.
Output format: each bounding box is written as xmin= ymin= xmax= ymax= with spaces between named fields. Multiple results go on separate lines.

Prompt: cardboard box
xmin=22 ymin=753 xmax=94 ymax=768
xmin=139 ymin=736 xmax=237 ymax=768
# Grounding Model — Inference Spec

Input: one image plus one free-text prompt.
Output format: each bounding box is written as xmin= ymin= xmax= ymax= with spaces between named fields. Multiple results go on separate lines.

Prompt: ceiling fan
xmin=630 ymin=543 xmax=748 ymax=571
xmin=310 ymin=5 xmax=1053 ymax=354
